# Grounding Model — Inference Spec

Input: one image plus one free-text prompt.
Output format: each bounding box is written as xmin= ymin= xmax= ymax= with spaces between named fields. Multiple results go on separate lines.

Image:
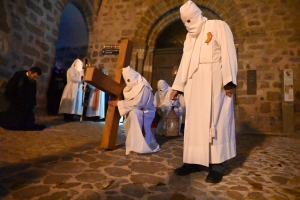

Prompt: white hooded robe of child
xmin=117 ymin=66 xmax=161 ymax=155
xmin=154 ymin=80 xmax=185 ymax=135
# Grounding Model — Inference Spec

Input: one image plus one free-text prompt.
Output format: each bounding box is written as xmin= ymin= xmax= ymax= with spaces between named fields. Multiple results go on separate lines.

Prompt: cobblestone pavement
xmin=0 ymin=116 xmax=300 ymax=200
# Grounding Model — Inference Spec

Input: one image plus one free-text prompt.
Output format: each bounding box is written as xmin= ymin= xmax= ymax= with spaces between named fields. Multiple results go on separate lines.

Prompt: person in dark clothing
xmin=46 ymin=60 xmax=66 ymax=115
xmin=0 ymin=67 xmax=46 ymax=131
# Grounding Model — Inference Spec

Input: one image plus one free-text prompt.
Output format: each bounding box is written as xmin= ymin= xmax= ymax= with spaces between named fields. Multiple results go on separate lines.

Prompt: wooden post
xmin=84 ymin=39 xmax=133 ymax=149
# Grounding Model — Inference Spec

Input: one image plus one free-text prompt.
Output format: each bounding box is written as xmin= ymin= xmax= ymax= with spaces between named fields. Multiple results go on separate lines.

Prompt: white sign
xmin=283 ymin=69 xmax=294 ymax=102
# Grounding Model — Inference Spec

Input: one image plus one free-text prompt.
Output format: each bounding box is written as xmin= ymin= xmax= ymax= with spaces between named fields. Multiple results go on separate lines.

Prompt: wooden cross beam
xmin=84 ymin=39 xmax=133 ymax=149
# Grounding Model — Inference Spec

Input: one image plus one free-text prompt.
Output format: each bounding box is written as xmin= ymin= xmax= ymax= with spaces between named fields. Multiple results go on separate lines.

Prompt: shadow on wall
xmin=236 ymin=121 xmax=261 ymax=134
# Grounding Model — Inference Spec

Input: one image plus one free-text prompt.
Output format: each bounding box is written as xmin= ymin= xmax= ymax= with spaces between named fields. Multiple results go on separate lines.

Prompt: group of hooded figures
xmin=56 ymin=58 xmax=185 ymax=156
xmin=0 ymin=0 xmax=238 ymax=183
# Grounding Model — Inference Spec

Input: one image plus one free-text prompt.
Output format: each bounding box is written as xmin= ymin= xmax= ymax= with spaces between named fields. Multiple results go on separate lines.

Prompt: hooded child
xmin=109 ymin=66 xmax=160 ymax=155
xmin=153 ymin=80 xmax=185 ymax=136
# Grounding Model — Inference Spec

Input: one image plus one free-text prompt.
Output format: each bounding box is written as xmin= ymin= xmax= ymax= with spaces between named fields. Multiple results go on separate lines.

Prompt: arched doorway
xmin=151 ymin=20 xmax=186 ymax=90
xmin=55 ymin=3 xmax=88 ymax=69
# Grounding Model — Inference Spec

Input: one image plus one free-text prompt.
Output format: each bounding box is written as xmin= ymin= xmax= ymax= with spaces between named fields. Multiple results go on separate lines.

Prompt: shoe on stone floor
xmin=174 ymin=163 xmax=201 ymax=176
xmin=205 ymin=170 xmax=223 ymax=183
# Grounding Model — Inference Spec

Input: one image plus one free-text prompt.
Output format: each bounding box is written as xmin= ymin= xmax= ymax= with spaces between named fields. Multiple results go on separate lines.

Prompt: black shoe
xmin=174 ymin=163 xmax=201 ymax=176
xmin=93 ymin=116 xmax=101 ymax=122
xmin=69 ymin=118 xmax=75 ymax=122
xmin=64 ymin=114 xmax=70 ymax=122
xmin=205 ymin=170 xmax=223 ymax=183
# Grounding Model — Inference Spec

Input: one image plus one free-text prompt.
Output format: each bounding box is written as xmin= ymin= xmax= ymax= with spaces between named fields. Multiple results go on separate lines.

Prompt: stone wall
xmin=0 ymin=0 xmax=299 ymax=134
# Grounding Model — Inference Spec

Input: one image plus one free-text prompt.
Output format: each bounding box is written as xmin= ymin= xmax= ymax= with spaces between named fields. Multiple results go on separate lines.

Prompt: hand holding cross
xmin=84 ymin=39 xmax=133 ymax=149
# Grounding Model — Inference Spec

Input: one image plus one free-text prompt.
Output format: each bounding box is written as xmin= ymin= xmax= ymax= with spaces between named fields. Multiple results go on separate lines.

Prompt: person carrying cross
xmin=108 ymin=66 xmax=160 ymax=155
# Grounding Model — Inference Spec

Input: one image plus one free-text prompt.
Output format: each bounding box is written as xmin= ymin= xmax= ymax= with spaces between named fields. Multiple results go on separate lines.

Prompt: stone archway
xmin=54 ymin=0 xmax=93 ymax=33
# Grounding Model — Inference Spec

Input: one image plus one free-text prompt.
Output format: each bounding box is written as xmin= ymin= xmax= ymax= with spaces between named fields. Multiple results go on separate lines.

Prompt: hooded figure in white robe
xmin=170 ymin=0 xmax=238 ymax=183
xmin=153 ymin=80 xmax=185 ymax=135
xmin=110 ymin=66 xmax=160 ymax=155
xmin=85 ymin=83 xmax=105 ymax=121
xmin=59 ymin=59 xmax=84 ymax=121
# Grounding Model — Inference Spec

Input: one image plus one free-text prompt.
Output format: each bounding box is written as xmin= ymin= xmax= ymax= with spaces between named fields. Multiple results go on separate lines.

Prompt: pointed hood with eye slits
xmin=178 ymin=0 xmax=208 ymax=82
xmin=180 ymin=0 xmax=207 ymax=37
xmin=157 ymin=80 xmax=170 ymax=104
xmin=122 ymin=66 xmax=152 ymax=100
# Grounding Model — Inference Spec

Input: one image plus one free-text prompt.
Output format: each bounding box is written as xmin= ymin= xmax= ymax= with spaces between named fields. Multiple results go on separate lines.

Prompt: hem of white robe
xmin=183 ymin=140 xmax=236 ymax=167
xmin=58 ymin=111 xmax=82 ymax=115
xmin=125 ymin=145 xmax=161 ymax=155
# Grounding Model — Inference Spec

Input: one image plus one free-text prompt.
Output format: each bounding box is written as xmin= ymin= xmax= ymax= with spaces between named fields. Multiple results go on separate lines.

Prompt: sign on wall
xmin=102 ymin=44 xmax=120 ymax=55
xmin=283 ymin=69 xmax=294 ymax=102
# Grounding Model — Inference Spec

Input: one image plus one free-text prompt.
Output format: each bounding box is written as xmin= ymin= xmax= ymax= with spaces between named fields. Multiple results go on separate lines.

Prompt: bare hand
xmin=170 ymin=90 xmax=179 ymax=100
xmin=108 ymin=100 xmax=118 ymax=107
xmin=225 ymin=89 xmax=233 ymax=97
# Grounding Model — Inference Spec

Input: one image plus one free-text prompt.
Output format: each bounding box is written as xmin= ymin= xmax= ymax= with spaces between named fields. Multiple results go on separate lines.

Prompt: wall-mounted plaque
xmin=283 ymin=69 xmax=294 ymax=102
xmin=102 ymin=49 xmax=119 ymax=55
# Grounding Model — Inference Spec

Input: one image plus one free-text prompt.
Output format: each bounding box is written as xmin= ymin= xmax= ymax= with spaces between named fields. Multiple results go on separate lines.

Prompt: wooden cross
xmin=84 ymin=39 xmax=133 ymax=149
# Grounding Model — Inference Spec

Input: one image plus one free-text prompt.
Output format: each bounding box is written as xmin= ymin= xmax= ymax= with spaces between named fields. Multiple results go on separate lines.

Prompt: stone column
xmin=143 ymin=47 xmax=154 ymax=84
xmin=130 ymin=50 xmax=138 ymax=71
xmin=136 ymin=49 xmax=145 ymax=75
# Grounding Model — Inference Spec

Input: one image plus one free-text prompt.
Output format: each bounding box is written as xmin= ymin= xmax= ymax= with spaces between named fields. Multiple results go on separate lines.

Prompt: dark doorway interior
xmin=152 ymin=20 xmax=186 ymax=91
xmin=55 ymin=3 xmax=88 ymax=70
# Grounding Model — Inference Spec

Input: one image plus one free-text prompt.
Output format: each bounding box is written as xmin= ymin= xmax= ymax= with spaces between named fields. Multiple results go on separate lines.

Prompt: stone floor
xmin=0 ymin=116 xmax=300 ymax=200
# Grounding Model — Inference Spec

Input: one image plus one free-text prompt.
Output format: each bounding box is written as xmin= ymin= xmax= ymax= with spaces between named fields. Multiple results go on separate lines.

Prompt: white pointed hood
xmin=122 ymin=66 xmax=152 ymax=100
xmin=157 ymin=80 xmax=170 ymax=102
xmin=180 ymin=0 xmax=207 ymax=37
xmin=72 ymin=59 xmax=83 ymax=72
xmin=179 ymin=0 xmax=208 ymax=82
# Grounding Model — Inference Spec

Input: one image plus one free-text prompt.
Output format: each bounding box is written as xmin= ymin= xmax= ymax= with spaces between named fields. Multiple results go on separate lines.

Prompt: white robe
xmin=85 ymin=84 xmax=105 ymax=118
xmin=117 ymin=86 xmax=160 ymax=155
xmin=172 ymin=20 xmax=237 ymax=167
xmin=59 ymin=67 xmax=83 ymax=115
xmin=153 ymin=87 xmax=184 ymax=135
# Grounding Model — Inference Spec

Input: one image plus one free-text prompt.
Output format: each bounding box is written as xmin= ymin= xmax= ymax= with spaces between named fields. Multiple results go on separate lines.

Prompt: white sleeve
xmin=219 ymin=21 xmax=238 ymax=86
